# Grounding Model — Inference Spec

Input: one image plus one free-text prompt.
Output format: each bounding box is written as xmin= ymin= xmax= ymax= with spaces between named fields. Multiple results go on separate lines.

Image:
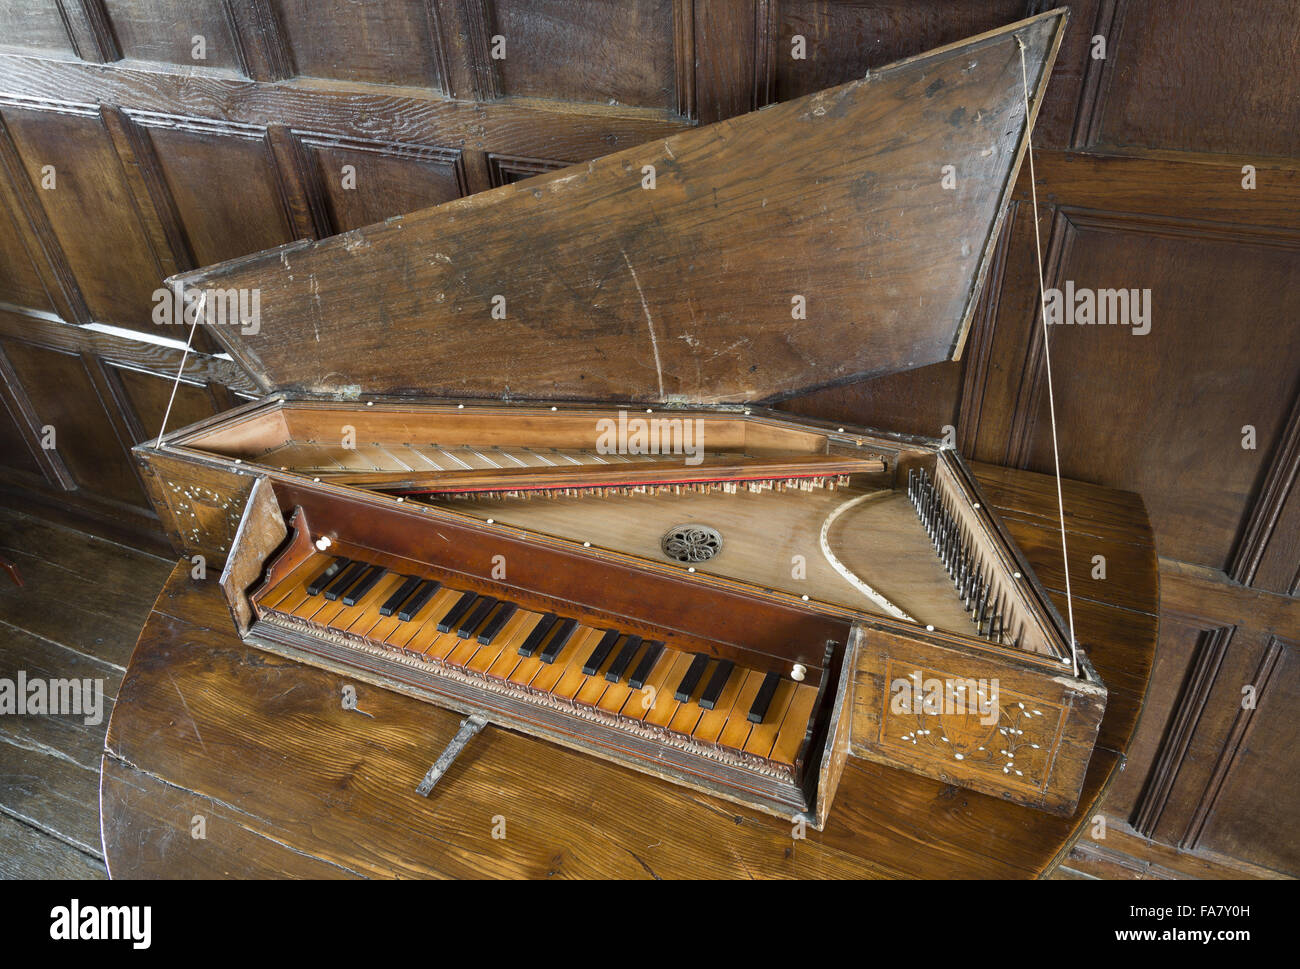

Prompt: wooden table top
xmin=101 ymin=463 xmax=1157 ymax=878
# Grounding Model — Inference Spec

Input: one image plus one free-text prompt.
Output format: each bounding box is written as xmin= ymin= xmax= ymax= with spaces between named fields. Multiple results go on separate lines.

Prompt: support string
xmin=155 ymin=288 xmax=203 ymax=450
xmin=1017 ymin=34 xmax=1078 ymax=677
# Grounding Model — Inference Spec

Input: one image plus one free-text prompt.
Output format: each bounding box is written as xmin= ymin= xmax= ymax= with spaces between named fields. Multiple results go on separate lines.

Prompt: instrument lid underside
xmin=176 ymin=11 xmax=1066 ymax=405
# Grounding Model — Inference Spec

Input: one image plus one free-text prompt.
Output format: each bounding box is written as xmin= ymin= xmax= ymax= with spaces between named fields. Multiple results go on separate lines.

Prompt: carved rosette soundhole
xmin=661 ymin=524 xmax=722 ymax=563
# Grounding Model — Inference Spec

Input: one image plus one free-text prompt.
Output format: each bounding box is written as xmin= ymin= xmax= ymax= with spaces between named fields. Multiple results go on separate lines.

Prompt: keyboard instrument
xmin=143 ymin=10 xmax=1105 ymax=822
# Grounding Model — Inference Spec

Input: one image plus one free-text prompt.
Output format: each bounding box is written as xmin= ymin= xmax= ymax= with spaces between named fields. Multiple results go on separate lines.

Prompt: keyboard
xmin=253 ymin=550 xmax=822 ymax=775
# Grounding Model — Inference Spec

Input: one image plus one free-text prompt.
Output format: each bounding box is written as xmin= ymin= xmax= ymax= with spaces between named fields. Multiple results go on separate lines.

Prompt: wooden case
xmin=133 ymin=10 xmax=1104 ymax=824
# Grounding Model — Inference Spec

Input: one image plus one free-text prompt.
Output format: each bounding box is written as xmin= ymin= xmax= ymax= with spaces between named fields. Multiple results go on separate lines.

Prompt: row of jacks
xmin=908 ymin=468 xmax=1022 ymax=648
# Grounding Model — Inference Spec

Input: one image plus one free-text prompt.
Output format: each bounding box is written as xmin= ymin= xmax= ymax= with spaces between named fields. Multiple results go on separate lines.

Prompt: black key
xmin=674 ymin=653 xmax=709 ymax=702
xmin=379 ymin=575 xmax=422 ymax=617
xmin=698 ymin=659 xmax=735 ymax=710
xmin=627 ymin=641 xmax=665 ymax=690
xmin=605 ymin=635 xmax=643 ymax=682
xmin=748 ymin=671 xmax=781 ymax=724
xmin=397 ymin=580 xmax=440 ymax=622
xmin=538 ymin=618 xmax=578 ymax=665
xmin=436 ymin=591 xmax=478 ymax=633
xmin=456 ymin=596 xmax=498 ymax=639
xmin=306 ymin=557 xmax=350 ymax=596
xmin=342 ymin=565 xmax=387 ymax=606
xmin=581 ymin=629 xmax=620 ymax=676
xmin=323 ymin=561 xmax=368 ymax=601
xmin=518 ymin=613 xmax=558 ymax=657
xmin=476 ymin=602 xmax=517 ymax=645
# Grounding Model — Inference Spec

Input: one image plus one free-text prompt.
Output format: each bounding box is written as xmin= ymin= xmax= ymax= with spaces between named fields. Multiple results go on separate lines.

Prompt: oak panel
xmin=271 ymin=0 xmax=442 ymax=89
xmin=1104 ymin=618 xmax=1207 ymax=820
xmin=110 ymin=363 xmax=219 ymax=444
xmin=0 ymin=1 xmax=75 ymax=56
xmin=774 ymin=0 xmax=1026 ymax=101
xmin=0 ymin=194 xmax=52 ymax=311
xmin=1 ymin=338 xmax=142 ymax=504
xmin=300 ymin=136 xmax=465 ymax=234
xmin=0 ymin=396 xmax=40 ymax=474
xmin=1022 ymin=221 xmax=1300 ymax=571
xmin=491 ymin=0 xmax=677 ymax=109
xmin=0 ymin=104 xmax=164 ymax=330
xmin=1094 ymin=0 xmax=1300 ymax=158
xmin=1193 ymin=636 xmax=1299 ymax=874
xmin=100 ymin=0 xmax=242 ymax=71
xmin=141 ymin=119 xmax=296 ymax=267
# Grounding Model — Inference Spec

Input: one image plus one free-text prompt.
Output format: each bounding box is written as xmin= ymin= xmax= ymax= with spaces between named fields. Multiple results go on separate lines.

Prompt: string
xmin=1017 ymin=34 xmax=1078 ymax=677
xmin=155 ymin=286 xmax=203 ymax=449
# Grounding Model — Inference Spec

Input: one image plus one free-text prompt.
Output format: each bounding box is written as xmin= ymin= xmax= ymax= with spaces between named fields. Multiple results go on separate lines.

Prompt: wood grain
xmin=179 ymin=13 xmax=1066 ymax=403
xmin=100 ymin=461 xmax=1155 ymax=878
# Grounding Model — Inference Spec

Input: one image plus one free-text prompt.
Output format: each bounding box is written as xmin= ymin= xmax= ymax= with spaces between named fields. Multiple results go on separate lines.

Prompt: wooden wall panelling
xmin=96 ymin=104 xmax=190 ymax=279
xmin=0 ymin=56 xmax=693 ymax=158
xmin=691 ymin=0 xmax=762 ymax=124
xmin=98 ymin=0 xmax=243 ymax=72
xmin=1105 ymin=617 xmax=1214 ymax=820
xmin=1019 ymin=151 xmax=1300 ymax=232
xmin=486 ymin=153 xmax=566 ymax=188
xmin=771 ymin=0 xmax=1028 ymax=103
xmin=1087 ymin=0 xmax=1300 ymax=158
xmin=0 ymin=192 xmax=56 ymax=313
xmin=267 ymin=0 xmax=441 ymax=88
xmin=223 ymin=0 xmax=293 ymax=82
xmin=1229 ymin=391 xmax=1300 ymax=596
xmin=102 ymin=361 xmax=220 ymax=445
xmin=429 ymin=0 xmax=501 ymax=101
xmin=0 ymin=309 xmax=259 ymax=397
xmin=956 ymin=201 xmax=1066 ymax=465
xmin=1127 ymin=622 xmax=1235 ymax=837
xmin=1027 ymin=0 xmax=1106 ymax=150
xmin=134 ymin=115 xmax=297 ymax=267
xmin=1160 ymin=559 xmax=1300 ymax=641
xmin=294 ymin=132 xmax=469 ymax=235
xmin=0 ymin=342 xmax=74 ymax=488
xmin=0 ymin=391 xmax=42 ymax=476
xmin=1187 ymin=634 xmax=1299 ymax=874
xmin=0 ymin=100 xmax=167 ymax=330
xmin=0 ymin=105 xmax=88 ymax=324
xmin=1062 ymin=0 xmax=1115 ymax=149
xmin=262 ymin=123 xmax=322 ymax=240
xmin=57 ymin=0 xmax=121 ymax=63
xmin=1136 ymin=624 xmax=1297 ymax=872
xmin=955 ymin=206 xmax=1018 ymax=455
xmin=489 ymin=0 xmax=677 ymax=110
xmin=0 ymin=2 xmax=78 ymax=58
xmin=674 ymin=0 xmax=697 ymax=118
xmin=1013 ymin=212 xmax=1300 ymax=571
xmin=0 ymin=337 xmax=142 ymax=504
xmin=96 ymin=103 xmax=220 ymax=355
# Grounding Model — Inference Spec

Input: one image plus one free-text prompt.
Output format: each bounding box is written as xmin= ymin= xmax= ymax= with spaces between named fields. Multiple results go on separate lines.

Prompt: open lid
xmin=175 ymin=10 xmax=1066 ymax=404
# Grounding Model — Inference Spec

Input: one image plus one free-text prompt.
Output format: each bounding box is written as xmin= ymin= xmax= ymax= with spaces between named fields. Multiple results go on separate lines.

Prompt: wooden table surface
xmin=101 ymin=463 xmax=1157 ymax=878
